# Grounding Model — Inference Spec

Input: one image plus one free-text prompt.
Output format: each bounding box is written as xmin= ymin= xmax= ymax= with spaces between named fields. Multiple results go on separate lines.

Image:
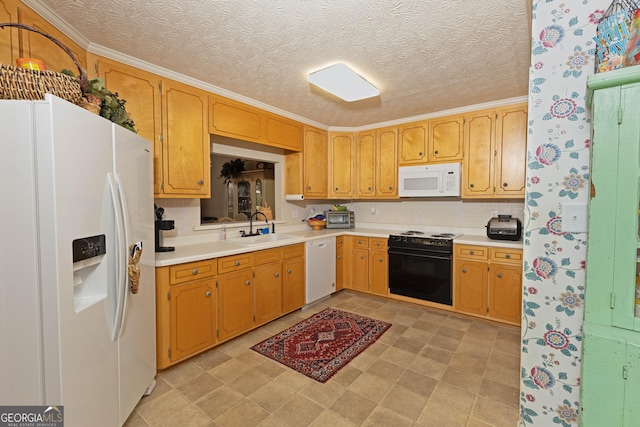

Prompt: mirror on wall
xmin=201 ymin=154 xmax=275 ymax=224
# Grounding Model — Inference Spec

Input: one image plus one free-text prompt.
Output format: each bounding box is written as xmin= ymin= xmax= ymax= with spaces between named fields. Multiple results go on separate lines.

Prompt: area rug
xmin=250 ymin=307 xmax=391 ymax=383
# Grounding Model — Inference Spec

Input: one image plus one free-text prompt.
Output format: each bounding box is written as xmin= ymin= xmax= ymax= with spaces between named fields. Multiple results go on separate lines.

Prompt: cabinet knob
xmin=434 ymin=150 xmax=439 ymax=155
xmin=418 ymin=151 xmax=423 ymax=156
xmin=375 ymin=241 xmax=381 ymax=246
xmin=245 ymin=280 xmax=250 ymax=286
xmin=337 ymin=255 xmax=341 ymax=260
xmin=205 ymin=290 xmax=211 ymax=297
xmin=192 ymin=269 xmax=198 ymax=275
xmin=287 ymin=269 xmax=292 ymax=274
xmin=368 ymin=187 xmax=372 ymax=191
xmin=505 ymin=254 xmax=511 ymax=259
xmin=470 ymin=183 xmax=475 ymax=188
xmin=503 ymin=182 xmax=508 ymax=187
xmin=361 ymin=255 xmax=365 ymax=260
xmin=497 ymin=273 xmax=503 ymax=278
xmin=198 ymin=179 xmax=204 ymax=185
xmin=462 ymin=268 xmax=467 ymax=273
xmin=389 ymin=186 xmax=393 ymax=190
xmin=275 ymin=272 xmax=279 ymax=277
xmin=379 ymin=257 xmax=383 ymax=262
xmin=335 ymin=187 xmax=339 ymax=191
xmin=307 ymin=185 xmax=311 ymax=190
xmin=235 ymin=261 xmax=240 ymax=266
xmin=469 ymin=250 xmax=475 ymax=255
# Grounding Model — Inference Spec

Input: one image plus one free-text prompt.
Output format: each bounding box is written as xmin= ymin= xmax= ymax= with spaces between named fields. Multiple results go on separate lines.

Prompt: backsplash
xmin=154 ymin=197 xmax=523 ymax=243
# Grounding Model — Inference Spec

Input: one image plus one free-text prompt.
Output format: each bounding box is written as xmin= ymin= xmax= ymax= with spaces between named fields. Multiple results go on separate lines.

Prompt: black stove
xmin=387 ymin=231 xmax=461 ymax=306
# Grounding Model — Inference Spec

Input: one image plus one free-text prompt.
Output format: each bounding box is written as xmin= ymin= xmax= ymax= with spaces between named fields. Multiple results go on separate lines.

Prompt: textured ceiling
xmin=32 ymin=0 xmax=531 ymax=127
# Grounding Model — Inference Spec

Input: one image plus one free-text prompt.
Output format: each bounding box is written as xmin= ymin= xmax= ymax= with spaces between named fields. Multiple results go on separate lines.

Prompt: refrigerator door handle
xmin=114 ymin=174 xmax=132 ymax=337
xmin=108 ymin=173 xmax=127 ymax=342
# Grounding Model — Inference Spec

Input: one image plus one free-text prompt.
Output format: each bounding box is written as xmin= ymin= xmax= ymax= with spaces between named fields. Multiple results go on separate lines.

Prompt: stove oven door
xmin=388 ymin=247 xmax=452 ymax=305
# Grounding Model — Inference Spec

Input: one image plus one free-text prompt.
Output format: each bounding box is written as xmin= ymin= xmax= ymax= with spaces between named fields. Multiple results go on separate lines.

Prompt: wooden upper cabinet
xmin=376 ymin=126 xmax=398 ymax=198
xmin=398 ymin=121 xmax=428 ymax=165
xmin=303 ymin=126 xmax=328 ymax=198
xmin=162 ymin=80 xmax=210 ymax=197
xmin=329 ymin=132 xmax=354 ymax=198
xmin=17 ymin=5 xmax=87 ymax=73
xmin=265 ymin=115 xmax=303 ymax=151
xmin=462 ymin=104 xmax=527 ymax=199
xmin=494 ymin=104 xmax=527 ymax=198
xmin=0 ymin=0 xmax=19 ymax=66
xmin=209 ymin=94 xmax=302 ymax=151
xmin=355 ymin=130 xmax=376 ymax=198
xmin=462 ymin=109 xmax=495 ymax=197
xmin=209 ymin=94 xmax=263 ymax=142
xmin=92 ymin=56 xmax=163 ymax=192
xmin=429 ymin=115 xmax=463 ymax=162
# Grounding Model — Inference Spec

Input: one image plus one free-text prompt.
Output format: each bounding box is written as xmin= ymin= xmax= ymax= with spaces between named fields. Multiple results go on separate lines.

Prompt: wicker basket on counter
xmin=0 ymin=22 xmax=86 ymax=104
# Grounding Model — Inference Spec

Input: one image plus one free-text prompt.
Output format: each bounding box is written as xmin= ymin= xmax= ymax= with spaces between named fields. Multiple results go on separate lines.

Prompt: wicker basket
xmin=0 ymin=22 xmax=86 ymax=104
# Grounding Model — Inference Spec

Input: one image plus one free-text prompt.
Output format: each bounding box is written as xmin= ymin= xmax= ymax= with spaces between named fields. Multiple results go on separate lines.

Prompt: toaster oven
xmin=325 ymin=210 xmax=355 ymax=228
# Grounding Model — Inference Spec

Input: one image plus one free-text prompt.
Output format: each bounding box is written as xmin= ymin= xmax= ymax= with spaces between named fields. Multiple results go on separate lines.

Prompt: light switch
xmin=562 ymin=203 xmax=588 ymax=233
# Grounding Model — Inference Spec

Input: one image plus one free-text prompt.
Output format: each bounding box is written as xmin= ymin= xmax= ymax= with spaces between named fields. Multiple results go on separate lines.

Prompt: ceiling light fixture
xmin=307 ymin=63 xmax=379 ymax=102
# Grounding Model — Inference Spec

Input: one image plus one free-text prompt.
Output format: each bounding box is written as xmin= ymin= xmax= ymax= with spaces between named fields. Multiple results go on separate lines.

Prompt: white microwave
xmin=398 ymin=162 xmax=461 ymax=197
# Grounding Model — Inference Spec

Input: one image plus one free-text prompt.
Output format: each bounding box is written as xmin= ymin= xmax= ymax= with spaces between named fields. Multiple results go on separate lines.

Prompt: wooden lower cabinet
xmin=156 ymin=259 xmax=217 ymax=370
xmin=344 ymin=236 xmax=389 ymax=296
xmin=369 ymin=248 xmax=388 ymax=296
xmin=454 ymin=244 xmax=522 ymax=325
xmin=350 ymin=237 xmax=370 ymax=292
xmin=218 ymin=269 xmax=255 ymax=341
xmin=282 ymin=250 xmax=305 ymax=313
xmin=170 ymin=278 xmax=216 ymax=362
xmin=254 ymin=261 xmax=282 ymax=325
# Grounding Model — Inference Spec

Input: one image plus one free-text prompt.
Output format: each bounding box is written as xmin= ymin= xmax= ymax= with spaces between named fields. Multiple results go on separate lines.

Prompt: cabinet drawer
xmin=218 ymin=253 xmax=254 ymax=274
xmin=282 ymin=243 xmax=304 ymax=259
xmin=490 ymin=248 xmax=522 ymax=264
xmin=455 ymin=244 xmax=488 ymax=260
xmin=254 ymin=248 xmax=281 ymax=266
xmin=354 ymin=237 xmax=369 ymax=249
xmin=169 ymin=259 xmax=216 ymax=285
xmin=369 ymin=238 xmax=388 ymax=250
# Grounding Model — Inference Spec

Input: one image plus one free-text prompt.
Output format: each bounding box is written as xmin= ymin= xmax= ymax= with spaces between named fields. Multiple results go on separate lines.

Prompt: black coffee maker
xmin=154 ymin=204 xmax=175 ymax=252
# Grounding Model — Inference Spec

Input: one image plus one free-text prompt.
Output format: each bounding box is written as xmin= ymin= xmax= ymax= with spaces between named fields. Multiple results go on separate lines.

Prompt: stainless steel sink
xmin=226 ymin=233 xmax=299 ymax=245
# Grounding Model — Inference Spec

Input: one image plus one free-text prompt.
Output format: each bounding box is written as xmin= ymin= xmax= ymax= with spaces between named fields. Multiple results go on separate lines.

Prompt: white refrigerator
xmin=0 ymin=95 xmax=156 ymax=426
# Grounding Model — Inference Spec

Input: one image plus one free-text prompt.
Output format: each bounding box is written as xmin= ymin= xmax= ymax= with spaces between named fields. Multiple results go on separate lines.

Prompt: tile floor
xmin=125 ymin=290 xmax=521 ymax=427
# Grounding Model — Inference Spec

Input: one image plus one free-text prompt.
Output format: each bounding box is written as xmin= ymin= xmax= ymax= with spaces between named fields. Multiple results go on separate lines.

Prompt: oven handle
xmin=388 ymin=247 xmax=452 ymax=261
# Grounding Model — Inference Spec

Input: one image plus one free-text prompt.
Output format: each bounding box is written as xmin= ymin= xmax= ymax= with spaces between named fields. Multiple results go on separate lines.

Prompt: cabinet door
xmin=0 ymin=0 xmax=19 ymax=66
xmin=398 ymin=121 xmax=428 ymax=164
xmin=454 ymin=259 xmax=487 ymax=316
xmin=218 ymin=270 xmax=254 ymax=341
xmin=494 ymin=104 xmax=527 ymax=198
xmin=282 ymin=256 xmax=305 ymax=313
xmin=265 ymin=114 xmax=303 ymax=151
xmin=376 ymin=127 xmax=398 ymax=197
xmin=209 ymin=94 xmax=263 ymax=142
xmin=351 ymin=248 xmax=369 ymax=292
xmin=369 ymin=249 xmax=388 ymax=296
xmin=95 ymin=58 xmax=163 ymax=193
xmin=161 ymin=80 xmax=210 ymax=197
xmin=429 ymin=115 xmax=463 ymax=163
xmin=335 ymin=237 xmax=345 ymax=291
xmin=462 ymin=110 xmax=495 ymax=197
xmin=488 ymin=263 xmax=522 ymax=324
xmin=170 ymin=278 xmax=216 ymax=361
xmin=303 ymin=126 xmax=328 ymax=198
xmin=255 ymin=262 xmax=282 ymax=325
xmin=17 ymin=6 xmax=87 ymax=73
xmin=329 ymin=132 xmax=354 ymax=198
xmin=355 ymin=130 xmax=376 ymax=198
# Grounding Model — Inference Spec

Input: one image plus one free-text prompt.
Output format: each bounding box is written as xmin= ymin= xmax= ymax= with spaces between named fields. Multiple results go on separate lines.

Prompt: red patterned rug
xmin=250 ymin=307 xmax=391 ymax=383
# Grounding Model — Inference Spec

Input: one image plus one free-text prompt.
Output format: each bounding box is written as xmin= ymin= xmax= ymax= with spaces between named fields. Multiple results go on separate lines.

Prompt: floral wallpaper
xmin=521 ymin=0 xmax=608 ymax=425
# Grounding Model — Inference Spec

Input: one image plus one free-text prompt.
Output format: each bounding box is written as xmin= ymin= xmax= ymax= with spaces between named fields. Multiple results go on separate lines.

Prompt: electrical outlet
xmin=370 ymin=206 xmax=377 ymax=215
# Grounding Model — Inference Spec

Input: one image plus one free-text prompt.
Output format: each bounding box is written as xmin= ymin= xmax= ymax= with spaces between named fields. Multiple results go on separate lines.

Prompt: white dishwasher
xmin=305 ymin=236 xmax=336 ymax=304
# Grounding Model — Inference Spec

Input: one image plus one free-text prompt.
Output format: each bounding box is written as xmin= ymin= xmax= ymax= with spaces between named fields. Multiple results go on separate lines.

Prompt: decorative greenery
xmin=61 ymin=70 xmax=136 ymax=132
xmin=219 ymin=158 xmax=245 ymax=184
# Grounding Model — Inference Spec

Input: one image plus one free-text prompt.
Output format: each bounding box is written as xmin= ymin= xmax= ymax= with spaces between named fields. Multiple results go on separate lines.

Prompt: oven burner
xmin=400 ymin=230 xmax=424 ymax=235
xmin=430 ymin=233 xmax=457 ymax=238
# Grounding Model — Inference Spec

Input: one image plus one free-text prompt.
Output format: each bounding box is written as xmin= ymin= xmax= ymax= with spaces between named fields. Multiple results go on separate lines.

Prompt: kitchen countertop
xmin=155 ymin=227 xmax=523 ymax=267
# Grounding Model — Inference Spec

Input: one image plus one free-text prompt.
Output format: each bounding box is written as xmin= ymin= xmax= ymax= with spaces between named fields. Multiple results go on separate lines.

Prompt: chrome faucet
xmin=242 ymin=211 xmax=269 ymax=237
